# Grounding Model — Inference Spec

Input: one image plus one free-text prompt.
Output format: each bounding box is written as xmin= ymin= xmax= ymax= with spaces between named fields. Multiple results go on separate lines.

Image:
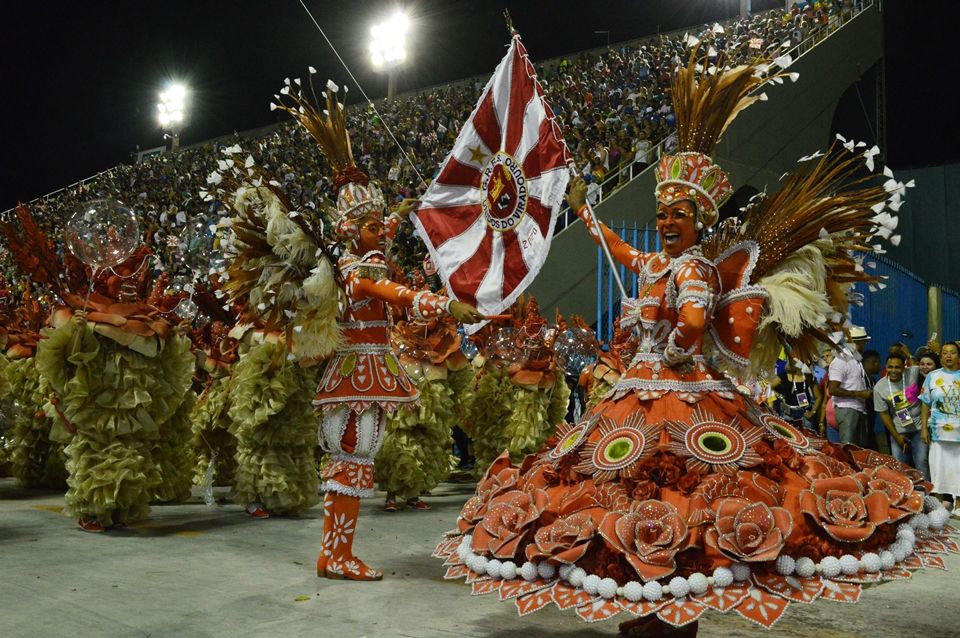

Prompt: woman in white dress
xmin=921 ymin=341 xmax=960 ymax=512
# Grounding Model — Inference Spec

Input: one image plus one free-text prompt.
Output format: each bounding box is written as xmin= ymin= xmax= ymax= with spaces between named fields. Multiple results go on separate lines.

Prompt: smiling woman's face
xmin=657 ymin=199 xmax=698 ymax=256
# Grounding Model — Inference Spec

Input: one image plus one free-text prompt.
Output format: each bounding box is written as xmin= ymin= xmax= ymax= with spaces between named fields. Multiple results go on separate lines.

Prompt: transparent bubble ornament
xmin=65 ymin=199 xmax=140 ymax=271
xmin=174 ymin=298 xmax=198 ymax=321
xmin=485 ymin=327 xmax=522 ymax=371
xmin=64 ymin=198 xmax=141 ymax=333
xmin=553 ymin=326 xmax=599 ymax=378
xmin=178 ymin=220 xmax=215 ymax=277
xmin=458 ymin=327 xmax=480 ymax=361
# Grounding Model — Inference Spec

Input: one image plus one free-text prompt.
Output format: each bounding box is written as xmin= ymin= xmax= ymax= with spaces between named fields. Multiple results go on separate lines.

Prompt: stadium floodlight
xmin=158 ymin=84 xmax=187 ymax=148
xmin=370 ymin=12 xmax=409 ymax=100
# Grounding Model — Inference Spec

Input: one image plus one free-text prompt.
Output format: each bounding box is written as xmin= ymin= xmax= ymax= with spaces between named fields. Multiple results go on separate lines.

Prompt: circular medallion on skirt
xmin=549 ymin=423 xmax=588 ymax=459
xmin=759 ymin=414 xmax=811 ymax=450
xmin=592 ymin=428 xmax=646 ymax=471
xmin=684 ymin=421 xmax=747 ymax=466
xmin=481 ymin=151 xmax=527 ymax=232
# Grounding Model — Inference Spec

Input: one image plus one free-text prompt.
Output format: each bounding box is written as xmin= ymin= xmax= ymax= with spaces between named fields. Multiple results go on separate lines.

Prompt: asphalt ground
xmin=2 ymin=477 xmax=959 ymax=638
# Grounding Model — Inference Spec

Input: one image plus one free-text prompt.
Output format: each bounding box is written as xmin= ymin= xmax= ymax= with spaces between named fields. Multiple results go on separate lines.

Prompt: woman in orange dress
xmin=315 ymin=194 xmax=481 ymax=581
xmin=435 ymin=51 xmax=955 ymax=634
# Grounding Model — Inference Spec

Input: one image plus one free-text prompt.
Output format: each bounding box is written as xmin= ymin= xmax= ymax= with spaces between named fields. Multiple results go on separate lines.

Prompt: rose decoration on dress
xmin=599 ymin=500 xmax=689 ymax=581
xmin=861 ymin=466 xmax=923 ymax=522
xmin=799 ymin=474 xmax=893 ymax=542
xmin=629 ymin=479 xmax=661 ymax=501
xmin=556 ymin=479 xmax=600 ymax=515
xmin=704 ymin=497 xmax=793 ymax=562
xmin=525 ymin=512 xmax=596 ymax=563
xmin=473 ymin=489 xmax=549 ymax=559
xmin=458 ymin=452 xmax=521 ymax=533
xmin=687 ymin=470 xmax=787 ymax=526
xmin=800 ymin=452 xmax=856 ymax=483
xmin=846 ymin=447 xmax=926 ymax=487
xmin=595 ymin=481 xmax=632 ymax=513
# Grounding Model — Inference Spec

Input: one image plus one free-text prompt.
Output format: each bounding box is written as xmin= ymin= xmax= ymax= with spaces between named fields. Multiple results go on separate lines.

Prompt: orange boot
xmin=317 ymin=493 xmax=335 ymax=577
xmin=325 ymin=493 xmax=382 ymax=581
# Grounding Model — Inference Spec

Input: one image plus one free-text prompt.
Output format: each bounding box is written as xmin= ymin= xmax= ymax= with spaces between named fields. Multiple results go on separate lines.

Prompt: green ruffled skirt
xmin=6 ymin=357 xmax=68 ymax=488
xmin=228 ymin=341 xmax=321 ymax=515
xmin=36 ymin=321 xmax=194 ymax=526
xmin=375 ymin=367 xmax=475 ymax=500
xmin=467 ymin=369 xmax=571 ymax=477
xmin=191 ymin=374 xmax=238 ymax=487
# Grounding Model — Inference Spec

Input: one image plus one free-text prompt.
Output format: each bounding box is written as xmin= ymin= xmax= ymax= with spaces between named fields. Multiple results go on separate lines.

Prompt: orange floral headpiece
xmin=655 ymin=152 xmax=731 ymax=230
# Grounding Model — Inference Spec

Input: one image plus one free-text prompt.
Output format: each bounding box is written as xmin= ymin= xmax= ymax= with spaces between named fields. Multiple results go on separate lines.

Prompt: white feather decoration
xmin=746 ymin=244 xmax=834 ymax=378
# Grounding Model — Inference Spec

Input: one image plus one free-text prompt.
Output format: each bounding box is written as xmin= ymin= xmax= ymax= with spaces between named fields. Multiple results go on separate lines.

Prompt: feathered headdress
xmin=272 ymin=73 xmax=385 ymax=242
xmin=656 ymin=45 xmax=798 ymax=229
xmin=701 ymin=137 xmax=910 ymax=376
xmin=2 ymin=203 xmax=64 ymax=298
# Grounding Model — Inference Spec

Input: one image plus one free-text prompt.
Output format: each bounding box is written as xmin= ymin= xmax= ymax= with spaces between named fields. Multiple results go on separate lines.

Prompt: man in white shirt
xmin=828 ymin=326 xmax=872 ymax=446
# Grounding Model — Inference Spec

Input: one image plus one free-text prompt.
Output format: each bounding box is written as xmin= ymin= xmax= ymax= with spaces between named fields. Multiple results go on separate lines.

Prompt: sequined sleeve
xmin=668 ymin=258 xmax=719 ymax=354
xmin=384 ymin=213 xmax=403 ymax=241
xmin=348 ymin=255 xmax=452 ymax=320
xmin=576 ymin=205 xmax=652 ymax=274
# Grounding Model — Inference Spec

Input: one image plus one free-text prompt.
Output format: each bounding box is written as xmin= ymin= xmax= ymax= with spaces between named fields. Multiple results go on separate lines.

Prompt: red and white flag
xmin=411 ymin=32 xmax=571 ymax=328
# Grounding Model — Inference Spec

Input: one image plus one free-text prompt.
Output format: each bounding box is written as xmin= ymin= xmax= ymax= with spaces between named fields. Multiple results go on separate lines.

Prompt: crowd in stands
xmin=1 ymin=3 xmax=858 ymax=302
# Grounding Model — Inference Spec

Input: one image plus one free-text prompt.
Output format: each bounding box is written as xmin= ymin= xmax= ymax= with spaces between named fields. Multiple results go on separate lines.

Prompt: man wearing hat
xmin=828 ymin=326 xmax=873 ymax=446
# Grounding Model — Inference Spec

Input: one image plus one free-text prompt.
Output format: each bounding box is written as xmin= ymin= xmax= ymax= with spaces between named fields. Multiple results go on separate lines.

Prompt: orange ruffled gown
xmin=436 ymin=215 xmax=956 ymax=630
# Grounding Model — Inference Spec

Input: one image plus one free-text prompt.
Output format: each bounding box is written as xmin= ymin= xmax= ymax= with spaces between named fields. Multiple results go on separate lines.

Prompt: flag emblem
xmin=482 ymin=152 xmax=528 ymax=232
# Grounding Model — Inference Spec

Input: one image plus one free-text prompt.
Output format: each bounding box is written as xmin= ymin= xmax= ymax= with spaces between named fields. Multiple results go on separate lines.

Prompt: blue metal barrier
xmin=939 ymin=287 xmax=960 ymax=343
xmin=595 ymin=223 xmax=658 ymax=342
xmin=849 ymin=253 xmax=928 ymax=355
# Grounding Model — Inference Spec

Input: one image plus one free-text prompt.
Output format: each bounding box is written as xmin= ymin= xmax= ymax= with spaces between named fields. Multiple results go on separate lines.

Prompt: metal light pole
xmin=158 ymin=84 xmax=186 ymax=149
xmin=370 ymin=13 xmax=409 ymax=101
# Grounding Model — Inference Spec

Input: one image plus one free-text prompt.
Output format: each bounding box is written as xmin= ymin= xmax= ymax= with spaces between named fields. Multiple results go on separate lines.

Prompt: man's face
xmin=656 ymin=199 xmax=698 ymax=256
xmin=885 ymin=359 xmax=904 ymax=383
xmin=355 ymin=216 xmax=387 ymax=254
xmin=854 ymin=338 xmax=868 ymax=353
xmin=864 ymin=357 xmax=881 ymax=376
xmin=822 ymin=349 xmax=835 ymax=366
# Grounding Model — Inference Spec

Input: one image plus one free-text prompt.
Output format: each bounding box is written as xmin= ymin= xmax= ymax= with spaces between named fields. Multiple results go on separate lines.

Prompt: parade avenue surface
xmin=3 ymin=478 xmax=958 ymax=638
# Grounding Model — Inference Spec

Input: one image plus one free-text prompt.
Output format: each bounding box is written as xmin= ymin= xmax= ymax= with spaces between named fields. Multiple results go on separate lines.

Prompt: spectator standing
xmin=918 ymin=350 xmax=941 ymax=385
xmin=634 ymin=132 xmax=652 ymax=170
xmin=818 ymin=348 xmax=841 ymax=442
xmin=921 ymin=341 xmax=960 ymax=513
xmin=776 ymin=358 xmax=822 ymax=433
xmin=585 ymin=174 xmax=601 ymax=206
xmin=874 ymin=353 xmax=929 ymax=481
xmin=828 ymin=326 xmax=873 ymax=446
xmin=861 ymin=349 xmax=887 ymax=453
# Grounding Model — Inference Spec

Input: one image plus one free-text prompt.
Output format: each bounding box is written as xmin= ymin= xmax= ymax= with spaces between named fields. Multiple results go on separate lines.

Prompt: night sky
xmin=2 ymin=0 xmax=956 ymax=212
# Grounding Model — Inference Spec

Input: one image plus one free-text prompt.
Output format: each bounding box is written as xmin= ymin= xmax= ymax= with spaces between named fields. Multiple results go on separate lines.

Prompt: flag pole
xmin=569 ymin=165 xmax=628 ymax=300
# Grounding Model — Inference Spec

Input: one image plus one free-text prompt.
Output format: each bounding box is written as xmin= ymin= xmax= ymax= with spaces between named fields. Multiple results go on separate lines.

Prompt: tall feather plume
xmin=273 ymin=77 xmax=354 ymax=174
xmin=206 ymin=143 xmax=345 ymax=359
xmin=672 ymin=44 xmax=794 ymax=156
xmin=2 ymin=203 xmax=63 ymax=297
